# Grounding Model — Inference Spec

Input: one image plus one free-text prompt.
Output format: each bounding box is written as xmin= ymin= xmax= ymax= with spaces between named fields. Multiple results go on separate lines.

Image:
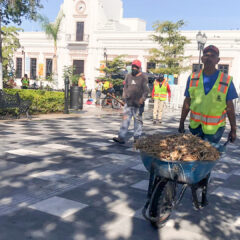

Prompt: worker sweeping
xmin=113 ymin=60 xmax=149 ymax=144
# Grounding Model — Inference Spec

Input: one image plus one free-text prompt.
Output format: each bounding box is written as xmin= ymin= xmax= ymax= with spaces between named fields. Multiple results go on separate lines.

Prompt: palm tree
xmin=39 ymin=12 xmax=64 ymax=77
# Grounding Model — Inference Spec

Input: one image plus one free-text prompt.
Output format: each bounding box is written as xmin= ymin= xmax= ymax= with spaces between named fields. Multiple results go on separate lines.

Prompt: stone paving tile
xmin=131 ymin=180 xmax=149 ymax=191
xmin=5 ymin=149 xmax=47 ymax=157
xmin=30 ymin=170 xmax=75 ymax=181
xmin=211 ymin=187 xmax=240 ymax=201
xmin=29 ymin=196 xmax=88 ymax=218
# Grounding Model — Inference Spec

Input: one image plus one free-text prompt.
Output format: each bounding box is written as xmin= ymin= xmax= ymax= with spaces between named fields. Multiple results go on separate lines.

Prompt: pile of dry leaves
xmin=135 ymin=134 xmax=220 ymax=161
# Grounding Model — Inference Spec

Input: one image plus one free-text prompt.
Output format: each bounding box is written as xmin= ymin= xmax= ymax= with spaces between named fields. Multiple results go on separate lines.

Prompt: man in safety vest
xmin=152 ymin=73 xmax=171 ymax=124
xmin=78 ymin=73 xmax=87 ymax=90
xmin=178 ymin=45 xmax=238 ymax=207
xmin=179 ymin=45 xmax=238 ymax=143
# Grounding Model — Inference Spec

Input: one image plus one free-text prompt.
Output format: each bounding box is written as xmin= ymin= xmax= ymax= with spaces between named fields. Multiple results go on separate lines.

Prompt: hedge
xmin=2 ymin=89 xmax=64 ymax=115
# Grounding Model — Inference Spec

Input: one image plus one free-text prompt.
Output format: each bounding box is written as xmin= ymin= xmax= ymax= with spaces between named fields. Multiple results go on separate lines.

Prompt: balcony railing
xmin=65 ymin=34 xmax=89 ymax=43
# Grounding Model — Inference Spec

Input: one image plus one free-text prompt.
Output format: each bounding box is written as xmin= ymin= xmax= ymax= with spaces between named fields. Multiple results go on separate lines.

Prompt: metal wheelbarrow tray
xmin=141 ymin=152 xmax=218 ymax=184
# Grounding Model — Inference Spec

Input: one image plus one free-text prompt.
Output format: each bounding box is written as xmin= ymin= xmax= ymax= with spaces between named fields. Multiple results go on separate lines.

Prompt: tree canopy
xmin=0 ymin=0 xmax=42 ymax=25
xmin=38 ymin=12 xmax=64 ymax=76
xmin=98 ymin=55 xmax=127 ymax=86
xmin=149 ymin=20 xmax=190 ymax=75
xmin=2 ymin=26 xmax=22 ymax=79
xmin=0 ymin=0 xmax=43 ymax=88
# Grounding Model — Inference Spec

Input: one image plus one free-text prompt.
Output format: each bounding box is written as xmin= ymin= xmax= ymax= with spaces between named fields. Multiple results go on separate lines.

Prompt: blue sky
xmin=15 ymin=0 xmax=240 ymax=31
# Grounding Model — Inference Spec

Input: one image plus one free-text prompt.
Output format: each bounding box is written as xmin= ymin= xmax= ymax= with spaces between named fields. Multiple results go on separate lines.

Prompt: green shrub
xmin=2 ymin=89 xmax=64 ymax=115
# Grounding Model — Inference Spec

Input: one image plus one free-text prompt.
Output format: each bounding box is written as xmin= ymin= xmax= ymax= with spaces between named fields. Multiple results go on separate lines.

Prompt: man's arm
xmin=122 ymin=75 xmax=128 ymax=101
xmin=167 ymin=84 xmax=171 ymax=102
xmin=226 ymin=100 xmax=237 ymax=142
xmin=152 ymin=84 xmax=155 ymax=98
xmin=178 ymin=97 xmax=191 ymax=133
xmin=141 ymin=76 xmax=150 ymax=101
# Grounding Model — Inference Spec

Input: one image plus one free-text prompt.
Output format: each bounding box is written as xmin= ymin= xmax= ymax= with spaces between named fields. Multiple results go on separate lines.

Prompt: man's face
xmin=201 ymin=51 xmax=220 ymax=67
xmin=132 ymin=66 xmax=139 ymax=71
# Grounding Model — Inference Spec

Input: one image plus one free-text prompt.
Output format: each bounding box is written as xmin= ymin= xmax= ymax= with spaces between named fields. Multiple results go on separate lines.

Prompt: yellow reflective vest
xmin=78 ymin=78 xmax=86 ymax=88
xmin=189 ymin=70 xmax=232 ymax=134
xmin=153 ymin=80 xmax=168 ymax=100
xmin=103 ymin=81 xmax=110 ymax=90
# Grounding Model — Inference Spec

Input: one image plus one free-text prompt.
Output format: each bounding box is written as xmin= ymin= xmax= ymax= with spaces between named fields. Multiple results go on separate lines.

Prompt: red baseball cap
xmin=132 ymin=60 xmax=141 ymax=68
xmin=203 ymin=45 xmax=219 ymax=56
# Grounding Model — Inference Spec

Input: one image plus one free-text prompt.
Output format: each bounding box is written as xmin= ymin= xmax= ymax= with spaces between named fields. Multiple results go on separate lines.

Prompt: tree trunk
xmin=53 ymin=40 xmax=57 ymax=75
xmin=0 ymin=9 xmax=3 ymax=89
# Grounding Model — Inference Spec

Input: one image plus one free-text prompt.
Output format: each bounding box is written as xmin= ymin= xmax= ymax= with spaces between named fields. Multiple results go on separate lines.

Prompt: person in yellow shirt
xmin=103 ymin=80 xmax=110 ymax=91
xmin=78 ymin=73 xmax=87 ymax=90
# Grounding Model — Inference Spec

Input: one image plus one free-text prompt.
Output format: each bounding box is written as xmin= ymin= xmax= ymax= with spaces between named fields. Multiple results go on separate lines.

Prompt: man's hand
xmin=178 ymin=123 xmax=185 ymax=133
xmin=228 ymin=129 xmax=237 ymax=142
xmin=139 ymin=98 xmax=144 ymax=105
xmin=168 ymin=98 xmax=171 ymax=103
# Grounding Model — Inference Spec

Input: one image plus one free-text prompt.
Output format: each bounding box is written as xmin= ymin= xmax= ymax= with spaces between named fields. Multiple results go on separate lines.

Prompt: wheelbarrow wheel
xmin=149 ymin=180 xmax=176 ymax=228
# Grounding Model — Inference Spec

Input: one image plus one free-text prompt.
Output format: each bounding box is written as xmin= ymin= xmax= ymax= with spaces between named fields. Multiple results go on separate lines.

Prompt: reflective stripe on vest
xmin=190 ymin=70 xmax=202 ymax=87
xmin=218 ymin=73 xmax=231 ymax=94
xmin=190 ymin=110 xmax=227 ymax=126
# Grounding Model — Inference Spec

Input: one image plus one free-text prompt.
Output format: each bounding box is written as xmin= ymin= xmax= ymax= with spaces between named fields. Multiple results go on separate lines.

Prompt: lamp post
xmin=64 ymin=76 xmax=70 ymax=114
xmin=104 ymin=48 xmax=108 ymax=68
xmin=196 ymin=31 xmax=207 ymax=71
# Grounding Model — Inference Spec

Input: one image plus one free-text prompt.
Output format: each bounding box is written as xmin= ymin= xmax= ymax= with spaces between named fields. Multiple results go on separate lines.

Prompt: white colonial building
xmin=14 ymin=0 xmax=240 ymax=93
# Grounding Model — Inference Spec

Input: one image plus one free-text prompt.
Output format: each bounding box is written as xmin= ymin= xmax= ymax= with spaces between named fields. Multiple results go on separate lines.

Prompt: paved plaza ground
xmin=0 ymin=103 xmax=239 ymax=240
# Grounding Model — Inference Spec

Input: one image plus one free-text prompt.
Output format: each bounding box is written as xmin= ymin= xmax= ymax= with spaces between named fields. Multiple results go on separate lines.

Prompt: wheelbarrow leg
xmin=200 ymin=173 xmax=210 ymax=207
xmin=191 ymin=185 xmax=201 ymax=210
xmin=191 ymin=173 xmax=210 ymax=209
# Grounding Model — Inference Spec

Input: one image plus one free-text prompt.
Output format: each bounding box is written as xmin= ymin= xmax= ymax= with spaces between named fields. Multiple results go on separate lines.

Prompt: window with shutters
xmin=76 ymin=22 xmax=84 ymax=41
xmin=46 ymin=59 xmax=53 ymax=78
xmin=147 ymin=62 xmax=156 ymax=71
xmin=30 ymin=58 xmax=37 ymax=80
xmin=73 ymin=60 xmax=84 ymax=75
xmin=192 ymin=64 xmax=203 ymax=72
xmin=218 ymin=64 xmax=229 ymax=74
xmin=16 ymin=58 xmax=22 ymax=78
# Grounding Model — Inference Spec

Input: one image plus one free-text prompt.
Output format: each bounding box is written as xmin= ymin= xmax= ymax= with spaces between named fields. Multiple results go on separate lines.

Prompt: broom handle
xmin=107 ymin=93 xmax=125 ymax=106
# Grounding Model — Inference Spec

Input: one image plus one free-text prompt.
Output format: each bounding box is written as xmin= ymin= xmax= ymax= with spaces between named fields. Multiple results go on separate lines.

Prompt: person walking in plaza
xmin=21 ymin=74 xmax=30 ymax=89
xmin=113 ymin=60 xmax=149 ymax=144
xmin=152 ymin=73 xmax=171 ymax=124
xmin=103 ymin=80 xmax=110 ymax=93
xmin=78 ymin=73 xmax=87 ymax=90
xmin=95 ymin=79 xmax=103 ymax=105
xmin=178 ymin=45 xmax=238 ymax=206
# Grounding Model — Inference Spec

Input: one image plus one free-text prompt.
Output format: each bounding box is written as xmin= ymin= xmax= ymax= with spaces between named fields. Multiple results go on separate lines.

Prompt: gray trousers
xmin=118 ymin=105 xmax=143 ymax=140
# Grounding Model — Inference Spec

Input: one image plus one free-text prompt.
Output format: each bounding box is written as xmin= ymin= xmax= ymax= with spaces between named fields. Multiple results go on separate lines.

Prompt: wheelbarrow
xmin=141 ymin=141 xmax=229 ymax=228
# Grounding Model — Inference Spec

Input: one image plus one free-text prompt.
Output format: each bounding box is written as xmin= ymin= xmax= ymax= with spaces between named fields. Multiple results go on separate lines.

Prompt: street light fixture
xmin=196 ymin=31 xmax=207 ymax=71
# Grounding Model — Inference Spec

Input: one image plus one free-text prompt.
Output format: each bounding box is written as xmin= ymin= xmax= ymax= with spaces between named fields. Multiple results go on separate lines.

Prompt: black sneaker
xmin=153 ymin=120 xmax=157 ymax=124
xmin=113 ymin=137 xmax=125 ymax=144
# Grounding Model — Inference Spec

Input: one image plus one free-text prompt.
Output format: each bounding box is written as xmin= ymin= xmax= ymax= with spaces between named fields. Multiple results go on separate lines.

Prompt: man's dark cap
xmin=157 ymin=73 xmax=164 ymax=80
xmin=203 ymin=45 xmax=219 ymax=56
